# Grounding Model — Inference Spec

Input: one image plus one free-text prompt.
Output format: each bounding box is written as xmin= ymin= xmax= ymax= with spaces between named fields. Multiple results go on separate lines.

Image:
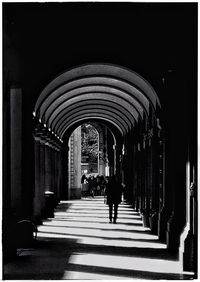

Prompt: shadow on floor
xmin=4 ymin=237 xmax=77 ymax=280
xmin=3 ymin=237 xmax=190 ymax=280
xmin=65 ymin=262 xmax=193 ymax=280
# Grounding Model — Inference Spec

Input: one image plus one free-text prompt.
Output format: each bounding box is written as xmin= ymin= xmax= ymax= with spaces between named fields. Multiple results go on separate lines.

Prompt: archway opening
xmin=66 ymin=121 xmax=117 ymax=200
xmin=81 ymin=123 xmax=99 ymax=176
xmin=32 ymin=63 xmax=163 ymax=236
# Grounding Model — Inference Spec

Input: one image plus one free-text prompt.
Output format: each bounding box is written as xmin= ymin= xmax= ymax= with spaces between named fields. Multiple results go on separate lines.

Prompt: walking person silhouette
xmin=105 ymin=174 xmax=123 ymax=224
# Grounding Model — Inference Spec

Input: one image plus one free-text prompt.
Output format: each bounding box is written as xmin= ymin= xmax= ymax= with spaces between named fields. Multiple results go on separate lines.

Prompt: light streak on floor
xmin=4 ymin=196 xmax=194 ymax=280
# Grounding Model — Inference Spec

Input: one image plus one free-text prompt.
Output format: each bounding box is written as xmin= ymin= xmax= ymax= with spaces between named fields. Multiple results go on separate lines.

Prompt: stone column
xmin=104 ymin=127 xmax=110 ymax=176
xmin=69 ymin=127 xmax=81 ymax=199
xmin=54 ymin=149 xmax=58 ymax=199
xmin=33 ymin=137 xmax=42 ymax=222
xmin=113 ymin=144 xmax=117 ymax=175
xmin=158 ymin=136 xmax=172 ymax=242
xmin=160 ymin=71 xmax=188 ymax=251
xmin=55 ymin=149 xmax=61 ymax=201
xmin=166 ymin=131 xmax=187 ymax=251
xmin=141 ymin=137 xmax=150 ymax=228
xmin=149 ymin=127 xmax=160 ymax=234
xmin=10 ymin=87 xmax=22 ymax=212
xmin=50 ymin=147 xmax=56 ymax=200
xmin=44 ymin=144 xmax=52 ymax=192
xmin=98 ymin=129 xmax=104 ymax=175
xmin=179 ymin=151 xmax=196 ymax=272
xmin=138 ymin=142 xmax=144 ymax=212
xmin=39 ymin=141 xmax=46 ymax=216
xmin=133 ymin=143 xmax=139 ymax=211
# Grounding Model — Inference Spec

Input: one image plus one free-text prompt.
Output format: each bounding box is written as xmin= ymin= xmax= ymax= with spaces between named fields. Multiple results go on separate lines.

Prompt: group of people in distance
xmin=81 ymin=173 xmax=125 ymax=224
xmin=81 ymin=174 xmax=106 ymax=197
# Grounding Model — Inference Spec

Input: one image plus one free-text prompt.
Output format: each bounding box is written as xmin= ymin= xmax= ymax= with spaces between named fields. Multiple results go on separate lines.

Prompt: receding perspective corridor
xmin=4 ymin=197 xmax=194 ymax=280
xmin=3 ymin=2 xmax=197 ymax=280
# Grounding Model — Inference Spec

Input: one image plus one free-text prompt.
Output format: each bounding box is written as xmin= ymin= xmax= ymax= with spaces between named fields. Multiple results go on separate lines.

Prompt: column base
xmin=142 ymin=215 xmax=150 ymax=227
xmin=149 ymin=212 xmax=158 ymax=235
xmin=158 ymin=205 xmax=171 ymax=243
xmin=70 ymin=188 xmax=81 ymax=199
xmin=32 ymin=214 xmax=43 ymax=225
xmin=179 ymin=227 xmax=195 ymax=272
xmin=141 ymin=211 xmax=150 ymax=228
xmin=167 ymin=212 xmax=182 ymax=252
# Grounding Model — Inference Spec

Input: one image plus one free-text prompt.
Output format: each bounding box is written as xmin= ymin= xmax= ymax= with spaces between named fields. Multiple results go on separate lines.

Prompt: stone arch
xmin=34 ymin=63 xmax=161 ymax=141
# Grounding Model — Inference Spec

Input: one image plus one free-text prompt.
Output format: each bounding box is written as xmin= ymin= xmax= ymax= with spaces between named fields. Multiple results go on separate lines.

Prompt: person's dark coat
xmin=105 ymin=176 xmax=122 ymax=205
xmin=81 ymin=174 xmax=86 ymax=184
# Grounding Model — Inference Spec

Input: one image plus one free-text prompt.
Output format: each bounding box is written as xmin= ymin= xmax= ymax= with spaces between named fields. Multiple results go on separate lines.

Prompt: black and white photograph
xmin=2 ymin=1 xmax=198 ymax=280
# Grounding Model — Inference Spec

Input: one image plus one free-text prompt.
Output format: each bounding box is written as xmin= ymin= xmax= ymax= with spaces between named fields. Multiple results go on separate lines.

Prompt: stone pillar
xmin=51 ymin=147 xmax=56 ymax=198
xmin=33 ymin=138 xmax=43 ymax=222
xmin=104 ymin=127 xmax=110 ymax=176
xmin=54 ymin=149 xmax=59 ymax=200
xmin=69 ymin=126 xmax=82 ymax=199
xmin=166 ymin=133 xmax=187 ymax=251
xmin=133 ymin=143 xmax=139 ymax=211
xmin=141 ymin=137 xmax=151 ymax=228
xmin=64 ymin=146 xmax=70 ymax=200
xmin=137 ymin=143 xmax=143 ymax=211
xmin=158 ymin=136 xmax=173 ymax=243
xmin=149 ymin=127 xmax=160 ymax=235
xmin=10 ymin=87 xmax=22 ymax=212
xmin=56 ymin=149 xmax=62 ymax=201
xmin=179 ymin=152 xmax=196 ymax=272
xmin=113 ymin=144 xmax=117 ymax=175
xmin=53 ymin=146 xmax=61 ymax=204
xmin=124 ymin=131 xmax=134 ymax=205
xmin=39 ymin=141 xmax=46 ymax=216
xmin=159 ymin=71 xmax=188 ymax=251
xmin=98 ymin=128 xmax=107 ymax=175
xmin=44 ymin=144 xmax=52 ymax=192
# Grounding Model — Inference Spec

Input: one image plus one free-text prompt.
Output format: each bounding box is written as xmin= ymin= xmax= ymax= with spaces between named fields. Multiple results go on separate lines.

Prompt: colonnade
xmin=122 ymin=114 xmax=162 ymax=235
xmin=33 ymin=121 xmax=63 ymax=223
xmin=120 ymin=103 xmax=196 ymax=272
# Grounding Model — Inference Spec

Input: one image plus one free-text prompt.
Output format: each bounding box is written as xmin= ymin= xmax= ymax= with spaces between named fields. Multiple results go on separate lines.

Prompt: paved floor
xmin=4 ymin=197 xmax=194 ymax=279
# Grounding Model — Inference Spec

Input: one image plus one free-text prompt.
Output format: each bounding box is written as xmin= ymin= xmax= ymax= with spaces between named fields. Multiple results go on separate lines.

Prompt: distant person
xmin=100 ymin=175 xmax=106 ymax=196
xmin=96 ymin=175 xmax=101 ymax=195
xmin=121 ymin=182 xmax=126 ymax=202
xmin=105 ymin=175 xmax=123 ymax=223
xmin=104 ymin=176 xmax=110 ymax=203
xmin=88 ymin=176 xmax=94 ymax=198
xmin=81 ymin=174 xmax=86 ymax=184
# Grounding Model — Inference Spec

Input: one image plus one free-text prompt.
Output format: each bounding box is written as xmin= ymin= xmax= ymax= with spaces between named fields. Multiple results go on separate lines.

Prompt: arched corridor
xmin=3 ymin=2 xmax=197 ymax=280
xmin=31 ymin=62 xmax=165 ymax=239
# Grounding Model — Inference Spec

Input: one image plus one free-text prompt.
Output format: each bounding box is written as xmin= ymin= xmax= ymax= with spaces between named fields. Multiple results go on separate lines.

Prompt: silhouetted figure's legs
xmin=109 ymin=204 xmax=113 ymax=223
xmin=109 ymin=204 xmax=118 ymax=223
xmin=113 ymin=204 xmax=118 ymax=223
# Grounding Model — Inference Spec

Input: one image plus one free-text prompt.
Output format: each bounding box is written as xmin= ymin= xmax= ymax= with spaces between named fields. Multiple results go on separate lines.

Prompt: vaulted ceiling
xmin=34 ymin=63 xmax=161 ymax=140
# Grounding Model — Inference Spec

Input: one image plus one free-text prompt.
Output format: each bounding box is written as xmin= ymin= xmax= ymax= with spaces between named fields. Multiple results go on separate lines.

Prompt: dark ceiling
xmin=3 ymin=2 xmax=197 ymax=106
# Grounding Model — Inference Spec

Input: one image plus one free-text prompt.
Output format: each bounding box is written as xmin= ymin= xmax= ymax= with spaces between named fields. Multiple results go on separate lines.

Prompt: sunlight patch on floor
xmin=53 ymin=215 xmax=144 ymax=225
xmin=37 ymin=232 xmax=166 ymax=249
xmin=42 ymin=219 xmax=150 ymax=231
xmin=38 ymin=225 xmax=158 ymax=240
xmin=68 ymin=252 xmax=182 ymax=275
xmin=62 ymin=270 xmax=130 ymax=280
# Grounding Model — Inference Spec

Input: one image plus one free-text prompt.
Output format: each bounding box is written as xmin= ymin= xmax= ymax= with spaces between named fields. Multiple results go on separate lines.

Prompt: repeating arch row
xmin=52 ymin=100 xmax=135 ymax=133
xmin=34 ymin=64 xmax=161 ymax=139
